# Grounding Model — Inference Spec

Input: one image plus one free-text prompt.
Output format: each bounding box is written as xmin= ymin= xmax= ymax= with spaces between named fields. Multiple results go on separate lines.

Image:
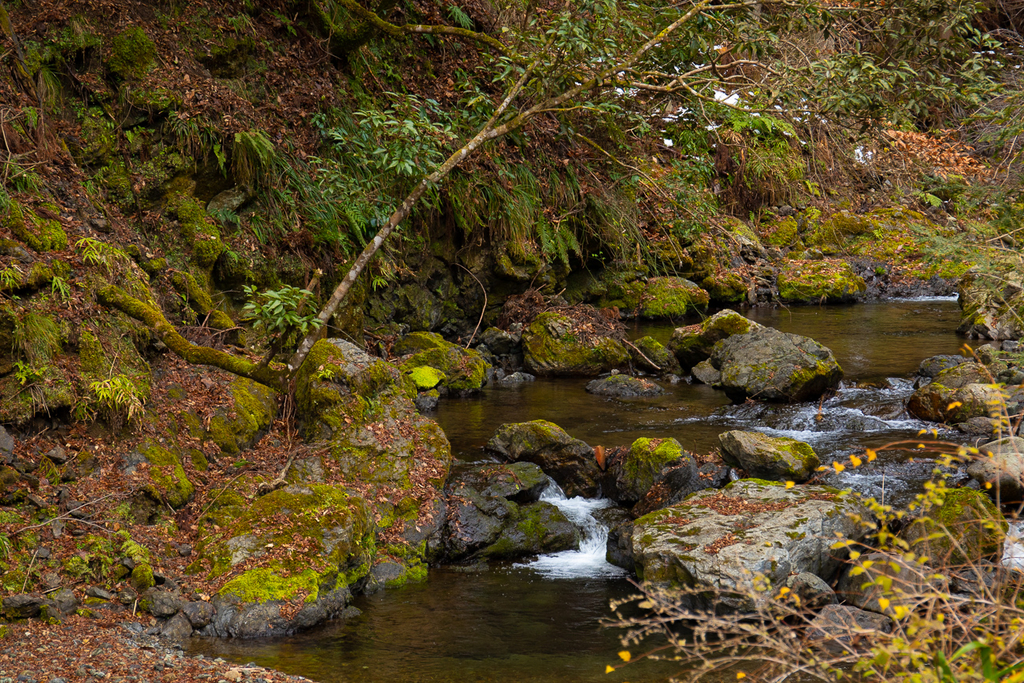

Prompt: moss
xmin=130 ymin=562 xmax=155 ymax=591
xmin=167 ymin=194 xmax=223 ymax=268
xmin=905 ymin=488 xmax=1007 ymax=565
xmin=137 ymin=441 xmax=194 ymax=509
xmin=219 ymin=567 xmax=323 ymax=604
xmin=401 ymin=344 xmax=489 ymax=393
xmin=407 ymin=365 xmax=446 ymax=390
xmin=763 ymin=216 xmax=800 ymax=248
xmin=778 ymin=260 xmax=866 ymax=304
xmin=622 ymin=438 xmax=685 ymax=498
xmin=3 ymin=201 xmax=67 ymax=253
xmin=640 ymin=277 xmax=710 ymax=318
xmin=668 ymin=309 xmax=756 ymax=371
xmin=701 ymin=272 xmax=748 ymax=303
xmin=207 ymin=378 xmax=278 ymax=455
xmin=170 ymin=271 xmax=233 ymax=330
xmin=522 ymin=311 xmax=631 ymax=377
xmin=107 ymin=26 xmax=156 ymax=79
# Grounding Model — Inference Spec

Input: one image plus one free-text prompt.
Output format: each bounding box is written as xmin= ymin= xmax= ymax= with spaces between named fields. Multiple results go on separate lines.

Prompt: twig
xmin=12 ymin=491 xmax=121 ymax=536
xmin=196 ymin=471 xmax=249 ymax=522
xmin=623 ymin=339 xmax=661 ymax=370
xmin=454 ymin=263 xmax=487 ymax=349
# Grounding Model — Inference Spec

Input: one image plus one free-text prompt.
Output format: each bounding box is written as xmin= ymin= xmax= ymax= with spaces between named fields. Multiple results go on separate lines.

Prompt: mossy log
xmin=98 ymin=284 xmax=286 ymax=391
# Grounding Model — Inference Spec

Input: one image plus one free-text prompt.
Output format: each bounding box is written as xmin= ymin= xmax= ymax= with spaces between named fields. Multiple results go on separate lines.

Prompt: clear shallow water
xmin=191 ymin=299 xmax=972 ymax=682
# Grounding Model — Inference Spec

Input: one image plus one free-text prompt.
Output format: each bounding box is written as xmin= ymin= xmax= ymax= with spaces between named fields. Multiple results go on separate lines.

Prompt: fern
xmin=232 ymin=129 xmax=278 ymax=188
xmin=90 ymin=375 xmax=144 ymax=432
xmin=447 ymin=4 xmax=475 ymax=29
xmin=14 ymin=311 xmax=61 ymax=364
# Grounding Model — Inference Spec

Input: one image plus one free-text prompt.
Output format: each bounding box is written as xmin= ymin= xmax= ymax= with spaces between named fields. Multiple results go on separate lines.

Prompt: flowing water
xmin=190 ymin=298 xmax=973 ymax=681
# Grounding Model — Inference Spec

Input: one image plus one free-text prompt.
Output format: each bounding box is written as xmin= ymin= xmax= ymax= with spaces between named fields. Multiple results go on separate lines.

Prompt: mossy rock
xmin=106 ymin=26 xmax=156 ymax=79
xmin=207 ymin=377 xmax=279 ymax=456
xmin=522 ymin=311 xmax=630 ymax=377
xmin=129 ymin=440 xmax=195 ymax=518
xmin=3 ymin=201 xmax=67 ymax=253
xmin=617 ymin=437 xmax=687 ymax=502
xmin=406 ymin=365 xmax=446 ymax=391
xmin=668 ymin=309 xmax=761 ymax=372
xmin=901 ymin=488 xmax=1007 ymax=566
xmin=640 ymin=277 xmax=709 ymax=318
xmin=0 ymin=361 xmax=76 ymax=424
xmin=593 ymin=265 xmax=648 ymax=312
xmin=191 ymin=484 xmax=375 ymax=625
xmin=718 ymin=430 xmax=820 ymax=482
xmin=778 ymin=260 xmax=866 ymax=304
xmin=167 ymin=194 xmax=223 ymax=268
xmin=628 ymin=336 xmax=682 ymax=375
xmin=761 ymin=216 xmax=800 ymax=248
xmin=397 ymin=332 xmax=490 ymax=394
xmin=394 ymin=331 xmax=447 ymax=356
xmin=170 ymin=271 xmax=234 ymax=330
xmin=701 ymin=271 xmax=749 ymax=304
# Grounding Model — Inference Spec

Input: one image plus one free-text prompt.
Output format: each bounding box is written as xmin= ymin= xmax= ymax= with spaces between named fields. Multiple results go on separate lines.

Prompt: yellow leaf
xmin=850 ymin=551 xmax=861 ymax=560
xmin=893 ymin=605 xmax=910 ymax=619
xmin=785 ymin=481 xmax=795 ymax=489
xmin=850 ymin=455 xmax=862 ymax=467
xmin=878 ymin=597 xmax=890 ymax=610
xmin=737 ymin=674 xmax=746 ymax=680
xmin=833 ymin=461 xmax=845 ymax=473
xmin=985 ymin=482 xmax=993 ymax=489
xmin=606 ymin=665 xmax=615 ymax=674
xmin=779 ymin=587 xmax=790 ymax=595
xmin=636 ymin=600 xmax=655 ymax=609
xmin=866 ymin=449 xmax=877 ymax=462
xmin=619 ymin=651 xmax=631 ymax=662
xmin=946 ymin=401 xmax=962 ymax=411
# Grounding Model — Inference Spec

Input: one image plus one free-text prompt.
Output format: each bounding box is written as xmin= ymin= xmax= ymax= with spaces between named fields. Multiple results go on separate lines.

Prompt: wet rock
xmin=0 ymin=426 xmax=15 ymax=461
xmin=485 ymin=420 xmax=599 ymax=497
xmin=918 ymin=354 xmax=969 ymax=378
xmin=477 ymin=327 xmax=519 ymax=356
xmin=443 ymin=463 xmax=579 ymax=561
xmin=585 ymin=375 xmax=665 ymax=398
xmin=785 ymin=572 xmax=837 ymax=610
xmin=495 ymin=371 xmax=535 ymax=386
xmin=522 ymin=311 xmax=630 ymax=377
xmin=690 ymin=360 xmax=721 ymax=385
xmin=604 ymin=438 xmax=691 ymax=504
xmin=204 ymin=586 xmax=352 ymax=638
xmin=807 ymin=605 xmax=894 ymax=654
xmin=159 ymin=612 xmax=193 ymax=641
xmin=668 ymin=309 xmax=762 ymax=372
xmin=632 ymin=480 xmax=868 ymax=610
xmin=901 ymin=488 xmax=1007 ymax=566
xmin=967 ymin=437 xmax=1024 ymax=501
xmin=955 ymin=416 xmax=1008 ymax=438
xmin=595 ymin=506 xmax=634 ymax=572
xmin=363 ymin=561 xmax=412 ymax=594
xmin=717 ymin=430 xmax=820 ymax=483
xmin=413 ymin=390 xmax=440 ymax=412
xmin=710 ymin=326 xmax=843 ymax=402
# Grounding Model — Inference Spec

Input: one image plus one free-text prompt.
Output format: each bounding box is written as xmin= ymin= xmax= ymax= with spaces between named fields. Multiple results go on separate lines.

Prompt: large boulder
xmin=835 ymin=552 xmax=943 ymax=615
xmin=627 ymin=336 xmax=682 ymax=375
xmin=485 ymin=420 xmax=599 ymax=497
xmin=807 ymin=605 xmax=894 ymax=654
xmin=668 ymin=309 xmax=762 ymax=372
xmin=188 ymin=484 xmax=375 ymax=638
xmin=710 ymin=327 xmax=843 ymax=402
xmin=900 ymin=488 xmax=1007 ymax=566
xmin=908 ymin=362 xmax=1024 ymax=424
xmin=777 ymin=259 xmax=866 ymax=304
xmin=522 ymin=311 xmax=630 ymax=376
xmin=718 ymin=430 xmax=820 ymax=482
xmin=631 ymin=480 xmax=869 ymax=610
xmin=442 ymin=462 xmax=579 ymax=561
xmin=967 ymin=437 xmax=1024 ymax=501
xmin=639 ymin=277 xmax=709 ymax=318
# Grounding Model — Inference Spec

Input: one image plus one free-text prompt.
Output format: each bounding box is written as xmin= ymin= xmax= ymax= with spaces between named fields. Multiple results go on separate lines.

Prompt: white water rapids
xmin=515 ymin=482 xmax=628 ymax=579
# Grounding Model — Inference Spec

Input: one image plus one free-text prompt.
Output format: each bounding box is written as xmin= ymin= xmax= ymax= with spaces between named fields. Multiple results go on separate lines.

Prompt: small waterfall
xmin=516 ymin=481 xmax=628 ymax=579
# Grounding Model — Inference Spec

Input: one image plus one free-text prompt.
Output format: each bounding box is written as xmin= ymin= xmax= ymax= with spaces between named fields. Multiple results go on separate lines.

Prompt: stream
xmin=189 ymin=298 xmax=972 ymax=682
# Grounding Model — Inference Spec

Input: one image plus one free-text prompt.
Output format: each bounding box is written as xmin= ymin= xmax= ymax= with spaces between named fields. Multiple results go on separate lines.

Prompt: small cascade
xmin=516 ymin=481 xmax=627 ymax=579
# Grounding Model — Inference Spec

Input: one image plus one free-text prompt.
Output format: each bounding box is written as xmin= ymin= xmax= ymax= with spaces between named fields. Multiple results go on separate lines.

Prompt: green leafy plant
xmin=50 ymin=274 xmax=71 ymax=301
xmin=232 ymin=129 xmax=278 ymax=188
xmin=89 ymin=375 xmax=145 ymax=432
xmin=13 ymin=311 xmax=60 ymax=364
xmin=76 ymin=237 xmax=131 ymax=276
xmin=242 ymin=285 xmax=322 ymax=337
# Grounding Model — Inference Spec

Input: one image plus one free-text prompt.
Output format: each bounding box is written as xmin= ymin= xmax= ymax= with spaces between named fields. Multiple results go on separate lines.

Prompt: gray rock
xmin=967 ymin=437 xmax=1024 ymax=500
xmin=206 ymin=185 xmax=253 ymax=215
xmin=585 ymin=375 xmax=665 ymax=398
xmin=918 ymin=354 xmax=969 ymax=378
xmin=85 ymin=586 xmax=113 ymax=601
xmin=956 ymin=416 xmax=1007 ymax=438
xmin=595 ymin=506 xmax=634 ymax=572
xmin=1 ymin=594 xmax=59 ymax=620
xmin=603 ymin=438 xmax=691 ymax=504
xmin=808 ymin=604 xmax=894 ymax=654
xmin=784 ymin=572 xmax=837 ymax=610
xmin=141 ymin=589 xmax=183 ymax=618
xmin=486 ymin=420 xmax=599 ymax=497
xmin=958 ymin=269 xmax=1024 ymax=340
xmin=443 ymin=462 xmax=579 ymax=561
xmin=182 ymin=601 xmax=216 ymax=629
xmin=717 ymin=430 xmax=820 ymax=482
xmin=710 ymin=327 xmax=843 ymax=402
xmin=691 ymin=359 xmax=721 ymax=385
xmin=477 ymin=327 xmax=519 ymax=356
xmin=496 ymin=371 xmax=535 ymax=385
xmin=159 ymin=612 xmax=193 ymax=641
xmin=631 ymin=480 xmax=869 ymax=610
xmin=0 ymin=426 xmax=16 ymax=459
xmin=204 ymin=586 xmax=352 ymax=638
xmin=414 ymin=391 xmax=440 ymax=412
xmin=668 ymin=309 xmax=763 ymax=372
xmin=521 ymin=311 xmax=631 ymax=377
xmin=50 ymin=588 xmax=79 ymax=615
xmin=363 ymin=562 xmax=411 ymax=594
xmin=627 ymin=336 xmax=682 ymax=375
